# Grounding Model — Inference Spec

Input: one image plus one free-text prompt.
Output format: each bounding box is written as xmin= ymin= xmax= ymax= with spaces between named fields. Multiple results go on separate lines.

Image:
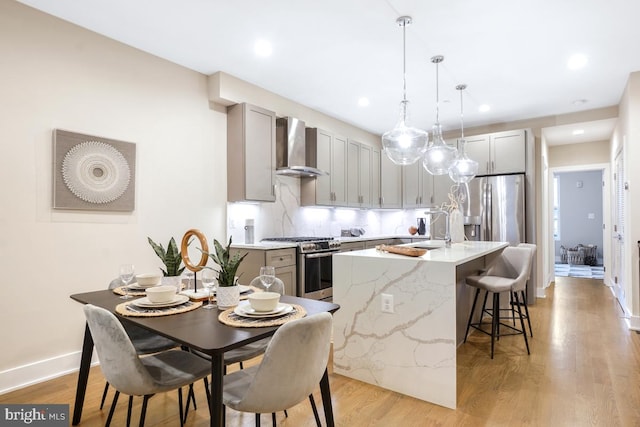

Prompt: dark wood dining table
xmin=70 ymin=290 xmax=340 ymax=427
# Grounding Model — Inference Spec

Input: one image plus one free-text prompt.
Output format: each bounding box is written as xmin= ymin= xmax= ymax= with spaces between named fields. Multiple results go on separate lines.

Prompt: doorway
xmin=550 ymin=165 xmax=609 ymax=281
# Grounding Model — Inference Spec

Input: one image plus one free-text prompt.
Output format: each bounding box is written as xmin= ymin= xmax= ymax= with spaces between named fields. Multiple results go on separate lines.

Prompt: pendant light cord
xmin=431 ymin=55 xmax=444 ymax=125
xmin=402 ymin=22 xmax=407 ymax=103
xmin=435 ymin=61 xmax=440 ymax=124
xmin=459 ymin=86 xmax=465 ymax=139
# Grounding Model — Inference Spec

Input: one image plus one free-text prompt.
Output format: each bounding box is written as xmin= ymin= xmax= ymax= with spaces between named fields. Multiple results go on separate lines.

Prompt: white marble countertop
xmin=229 ymin=241 xmax=298 ymax=250
xmin=230 ymin=234 xmax=437 ymax=250
xmin=334 ymin=240 xmax=509 ymax=265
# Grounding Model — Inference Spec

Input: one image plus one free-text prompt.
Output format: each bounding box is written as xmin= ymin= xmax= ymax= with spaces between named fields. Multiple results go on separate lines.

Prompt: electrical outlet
xmin=381 ymin=293 xmax=394 ymax=313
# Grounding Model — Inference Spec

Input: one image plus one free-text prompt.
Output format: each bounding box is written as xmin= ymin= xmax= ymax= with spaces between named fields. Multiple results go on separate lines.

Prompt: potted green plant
xmin=202 ymin=237 xmax=247 ymax=308
xmin=148 ymin=237 xmax=185 ymax=289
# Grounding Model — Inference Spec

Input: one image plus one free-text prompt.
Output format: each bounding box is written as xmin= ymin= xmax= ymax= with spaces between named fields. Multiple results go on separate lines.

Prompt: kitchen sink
xmin=411 ymin=242 xmax=445 ymax=250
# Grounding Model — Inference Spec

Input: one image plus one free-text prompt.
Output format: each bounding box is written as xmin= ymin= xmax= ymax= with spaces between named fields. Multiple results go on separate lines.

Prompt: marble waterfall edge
xmin=332 ymin=253 xmax=457 ymax=409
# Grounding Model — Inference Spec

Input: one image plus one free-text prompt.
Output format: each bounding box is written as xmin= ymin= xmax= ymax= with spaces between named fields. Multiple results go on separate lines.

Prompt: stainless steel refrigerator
xmin=458 ymin=174 xmax=526 ymax=245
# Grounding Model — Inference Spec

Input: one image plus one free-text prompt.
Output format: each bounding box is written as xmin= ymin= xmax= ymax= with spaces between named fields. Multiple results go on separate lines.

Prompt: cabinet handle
xmin=380 ymin=196 xmax=384 ymax=205
xmin=491 ymin=161 xmax=495 ymax=173
xmin=486 ymin=161 xmax=490 ymax=173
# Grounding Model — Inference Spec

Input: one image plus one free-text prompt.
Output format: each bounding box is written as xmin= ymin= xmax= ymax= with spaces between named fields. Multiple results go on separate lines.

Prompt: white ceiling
xmin=18 ymin=0 xmax=640 ymax=145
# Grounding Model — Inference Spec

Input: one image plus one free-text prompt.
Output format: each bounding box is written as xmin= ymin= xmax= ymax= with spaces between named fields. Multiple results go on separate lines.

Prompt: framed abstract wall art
xmin=52 ymin=129 xmax=136 ymax=211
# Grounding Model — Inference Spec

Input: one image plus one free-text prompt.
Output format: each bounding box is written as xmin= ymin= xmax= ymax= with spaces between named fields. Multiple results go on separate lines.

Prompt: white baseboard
xmin=536 ymin=287 xmax=547 ymax=298
xmin=626 ymin=315 xmax=640 ymax=331
xmin=0 ymin=350 xmax=99 ymax=395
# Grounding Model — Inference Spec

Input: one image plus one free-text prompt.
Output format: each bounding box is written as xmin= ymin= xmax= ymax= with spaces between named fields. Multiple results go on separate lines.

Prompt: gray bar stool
xmin=464 ymin=246 xmax=534 ymax=358
xmin=516 ymin=243 xmax=537 ymax=337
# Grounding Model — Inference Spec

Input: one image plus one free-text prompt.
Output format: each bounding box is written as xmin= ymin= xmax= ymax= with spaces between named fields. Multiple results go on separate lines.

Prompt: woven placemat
xmin=113 ymin=284 xmax=185 ymax=297
xmin=115 ymin=299 xmax=202 ymax=317
xmin=184 ymin=285 xmax=261 ymax=302
xmin=218 ymin=304 xmax=306 ymax=328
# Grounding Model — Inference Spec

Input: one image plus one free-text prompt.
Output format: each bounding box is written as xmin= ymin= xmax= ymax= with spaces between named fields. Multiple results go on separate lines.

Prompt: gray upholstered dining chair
xmin=83 ymin=304 xmax=211 ymax=427
xmin=185 ymin=277 xmax=290 ymax=423
xmin=226 ymin=277 xmax=286 ymax=367
xmin=100 ymin=278 xmax=179 ymax=410
xmin=463 ymin=246 xmax=534 ymax=358
xmin=222 ymin=312 xmax=333 ymax=427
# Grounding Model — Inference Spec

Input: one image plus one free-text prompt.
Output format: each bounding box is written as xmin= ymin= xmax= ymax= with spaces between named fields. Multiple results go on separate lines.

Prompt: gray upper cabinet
xmin=402 ymin=162 xmax=434 ymax=208
xmin=347 ymin=140 xmax=373 ymax=208
xmin=464 ymin=129 xmax=526 ymax=175
xmin=227 ymin=103 xmax=276 ymax=202
xmin=371 ymin=148 xmax=381 ymax=209
xmin=380 ymin=152 xmax=403 ymax=208
xmin=301 ymin=128 xmax=347 ymax=207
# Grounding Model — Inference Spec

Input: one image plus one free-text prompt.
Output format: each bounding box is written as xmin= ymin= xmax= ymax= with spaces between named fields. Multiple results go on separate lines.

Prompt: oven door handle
xmin=303 ymin=251 xmax=337 ymax=259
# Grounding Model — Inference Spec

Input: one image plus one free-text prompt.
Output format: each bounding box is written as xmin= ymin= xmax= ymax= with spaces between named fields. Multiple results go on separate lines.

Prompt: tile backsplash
xmin=227 ymin=176 xmax=436 ymax=243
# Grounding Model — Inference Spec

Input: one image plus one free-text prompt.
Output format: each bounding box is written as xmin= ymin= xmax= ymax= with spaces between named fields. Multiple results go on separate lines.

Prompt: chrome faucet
xmin=424 ymin=209 xmax=451 ymax=248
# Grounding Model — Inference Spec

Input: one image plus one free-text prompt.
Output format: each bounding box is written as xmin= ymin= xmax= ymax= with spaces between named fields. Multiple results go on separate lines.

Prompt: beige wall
xmin=209 ymin=71 xmax=380 ymax=147
xmin=0 ymin=1 xmax=227 ymax=391
xmin=548 ymin=141 xmax=611 ymax=168
xmin=617 ymin=71 xmax=640 ymax=324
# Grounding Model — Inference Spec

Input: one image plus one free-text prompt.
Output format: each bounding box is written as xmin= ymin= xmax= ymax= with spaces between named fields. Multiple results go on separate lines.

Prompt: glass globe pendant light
xmin=449 ymin=84 xmax=479 ymax=183
xmin=423 ymin=55 xmax=458 ymax=175
xmin=381 ymin=16 xmax=428 ymax=165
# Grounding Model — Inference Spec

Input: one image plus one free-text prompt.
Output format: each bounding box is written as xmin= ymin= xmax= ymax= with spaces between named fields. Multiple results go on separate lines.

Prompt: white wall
xmin=0 ymin=1 xmax=227 ymax=392
xmin=617 ymin=71 xmax=640 ymax=328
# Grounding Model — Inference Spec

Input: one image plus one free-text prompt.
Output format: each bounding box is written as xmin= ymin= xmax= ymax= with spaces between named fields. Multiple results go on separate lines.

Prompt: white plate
xmin=132 ymin=294 xmax=189 ymax=308
xmin=127 ymin=282 xmax=156 ymax=290
xmin=234 ymin=302 xmax=293 ymax=318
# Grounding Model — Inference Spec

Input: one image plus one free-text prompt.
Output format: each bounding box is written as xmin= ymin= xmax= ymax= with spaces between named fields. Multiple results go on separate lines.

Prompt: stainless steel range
xmin=262 ymin=237 xmax=340 ymax=301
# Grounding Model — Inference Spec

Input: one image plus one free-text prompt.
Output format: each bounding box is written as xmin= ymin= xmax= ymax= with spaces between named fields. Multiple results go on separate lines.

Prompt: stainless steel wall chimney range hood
xmin=276 ymin=117 xmax=327 ymax=177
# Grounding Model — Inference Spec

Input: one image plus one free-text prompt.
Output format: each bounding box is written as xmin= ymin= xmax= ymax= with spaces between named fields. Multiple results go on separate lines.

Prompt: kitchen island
xmin=332 ymin=240 xmax=508 ymax=409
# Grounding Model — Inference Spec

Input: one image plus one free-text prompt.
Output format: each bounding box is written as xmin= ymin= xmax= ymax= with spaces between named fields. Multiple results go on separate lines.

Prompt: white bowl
xmin=145 ymin=285 xmax=176 ymax=303
xmin=135 ymin=273 xmax=162 ymax=287
xmin=248 ymin=292 xmax=280 ymax=312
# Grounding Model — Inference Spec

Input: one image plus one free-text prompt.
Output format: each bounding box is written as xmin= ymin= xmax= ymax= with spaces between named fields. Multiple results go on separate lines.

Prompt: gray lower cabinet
xmin=339 ymin=241 xmax=365 ymax=252
xmin=364 ymin=239 xmax=391 ymax=249
xmin=230 ymin=247 xmax=297 ymax=296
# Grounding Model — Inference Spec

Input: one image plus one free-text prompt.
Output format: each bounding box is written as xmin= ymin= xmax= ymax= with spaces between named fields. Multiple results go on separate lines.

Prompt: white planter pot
xmin=161 ymin=276 xmax=182 ymax=293
xmin=216 ymin=285 xmax=240 ymax=309
xmin=449 ymin=208 xmax=465 ymax=244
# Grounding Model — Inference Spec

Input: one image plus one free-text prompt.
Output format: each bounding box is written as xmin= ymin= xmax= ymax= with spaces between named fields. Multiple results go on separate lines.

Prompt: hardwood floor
xmin=2 ymin=276 xmax=640 ymax=426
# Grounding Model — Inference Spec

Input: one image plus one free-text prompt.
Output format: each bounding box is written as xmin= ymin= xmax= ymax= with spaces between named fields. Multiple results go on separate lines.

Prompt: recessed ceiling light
xmin=254 ymin=39 xmax=272 ymax=57
xmin=572 ymin=129 xmax=585 ymax=136
xmin=478 ymin=104 xmax=490 ymax=113
xmin=358 ymin=97 xmax=370 ymax=107
xmin=567 ymin=53 xmax=588 ymax=70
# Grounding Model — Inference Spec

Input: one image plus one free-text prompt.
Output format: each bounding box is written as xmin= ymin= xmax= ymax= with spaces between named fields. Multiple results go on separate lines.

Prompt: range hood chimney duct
xmin=276 ymin=117 xmax=327 ymax=177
